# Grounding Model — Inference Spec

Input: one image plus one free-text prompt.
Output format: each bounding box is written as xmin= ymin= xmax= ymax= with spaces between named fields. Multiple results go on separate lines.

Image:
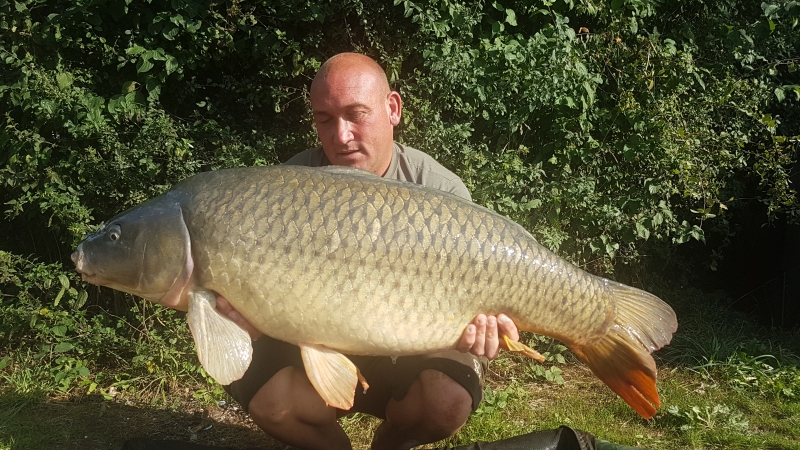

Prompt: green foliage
xmin=524 ymin=334 xmax=570 ymax=385
xmin=0 ymin=250 xmax=205 ymax=400
xmin=721 ymin=352 xmax=800 ymax=400
xmin=393 ymin=0 xmax=799 ymax=272
xmin=0 ymin=0 xmax=798 ymax=406
xmin=474 ymin=382 xmax=527 ymax=416
xmin=666 ymin=403 xmax=750 ymax=433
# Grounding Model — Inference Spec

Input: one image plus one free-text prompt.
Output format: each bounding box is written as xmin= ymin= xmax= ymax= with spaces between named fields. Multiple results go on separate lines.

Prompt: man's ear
xmin=387 ymin=91 xmax=402 ymax=126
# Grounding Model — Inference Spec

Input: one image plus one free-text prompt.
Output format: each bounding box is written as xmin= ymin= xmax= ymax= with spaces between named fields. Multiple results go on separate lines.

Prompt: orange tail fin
xmin=571 ymin=281 xmax=677 ymax=419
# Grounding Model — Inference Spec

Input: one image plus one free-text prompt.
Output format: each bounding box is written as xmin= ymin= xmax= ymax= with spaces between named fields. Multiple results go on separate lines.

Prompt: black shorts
xmin=223 ymin=335 xmax=487 ymax=419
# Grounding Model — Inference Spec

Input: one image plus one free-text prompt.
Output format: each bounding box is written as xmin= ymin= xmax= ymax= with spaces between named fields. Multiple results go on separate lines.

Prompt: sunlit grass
xmin=1 ymin=287 xmax=799 ymax=449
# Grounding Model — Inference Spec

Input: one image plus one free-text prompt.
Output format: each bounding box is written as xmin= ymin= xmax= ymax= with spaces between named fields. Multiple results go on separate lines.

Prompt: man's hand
xmin=215 ymin=295 xmax=263 ymax=340
xmin=456 ymin=314 xmax=520 ymax=360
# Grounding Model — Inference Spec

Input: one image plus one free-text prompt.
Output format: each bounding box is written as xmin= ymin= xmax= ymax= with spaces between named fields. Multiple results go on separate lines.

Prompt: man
xmin=215 ymin=53 xmax=520 ymax=450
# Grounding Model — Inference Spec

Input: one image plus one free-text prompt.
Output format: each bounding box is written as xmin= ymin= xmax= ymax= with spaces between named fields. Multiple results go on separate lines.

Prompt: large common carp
xmin=72 ymin=166 xmax=677 ymax=418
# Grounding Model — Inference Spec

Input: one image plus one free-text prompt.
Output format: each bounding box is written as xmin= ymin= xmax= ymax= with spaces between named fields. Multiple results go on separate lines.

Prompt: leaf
xmin=762 ymin=3 xmax=780 ymax=16
xmin=137 ymin=58 xmax=154 ymax=73
xmin=636 ymin=222 xmax=651 ymax=240
xmin=121 ymin=81 xmax=138 ymax=94
xmin=53 ymin=342 xmax=74 ymax=353
xmin=165 ymin=56 xmax=179 ymax=75
xmin=75 ymin=290 xmax=88 ymax=309
xmin=126 ymin=45 xmax=146 ymax=55
xmin=144 ymin=49 xmax=166 ymax=61
xmin=53 ymin=286 xmax=65 ymax=306
xmin=505 ymin=9 xmax=517 ymax=26
xmin=774 ymin=87 xmax=785 ymax=102
xmin=491 ymin=20 xmax=504 ymax=34
xmin=163 ymin=24 xmax=179 ymax=40
xmin=56 ymin=73 xmax=73 ymax=89
xmin=693 ymin=71 xmax=706 ymax=89
xmin=0 ymin=357 xmax=9 ymax=370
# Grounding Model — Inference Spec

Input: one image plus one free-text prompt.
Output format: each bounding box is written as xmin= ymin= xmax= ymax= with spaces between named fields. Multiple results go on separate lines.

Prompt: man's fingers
xmin=458 ymin=314 xmax=521 ymax=359
xmin=497 ymin=314 xmax=520 ymax=350
xmin=457 ymin=324 xmax=477 ymax=352
xmin=484 ymin=315 xmax=500 ymax=360
xmin=215 ymin=295 xmax=233 ymax=314
xmin=471 ymin=314 xmax=487 ymax=356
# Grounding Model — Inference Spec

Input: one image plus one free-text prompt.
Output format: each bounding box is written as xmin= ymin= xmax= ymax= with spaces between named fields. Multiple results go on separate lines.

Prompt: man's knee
xmin=247 ymin=366 xmax=337 ymax=432
xmin=246 ymin=367 xmax=296 ymax=430
xmin=417 ymin=369 xmax=473 ymax=431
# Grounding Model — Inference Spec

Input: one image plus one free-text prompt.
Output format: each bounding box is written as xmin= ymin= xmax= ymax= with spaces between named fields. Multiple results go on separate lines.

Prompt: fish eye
xmin=108 ymin=224 xmax=122 ymax=242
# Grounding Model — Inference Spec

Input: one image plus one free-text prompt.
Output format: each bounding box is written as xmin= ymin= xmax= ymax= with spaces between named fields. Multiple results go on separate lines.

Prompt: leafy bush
xmin=1 ymin=0 xmax=798 ymax=394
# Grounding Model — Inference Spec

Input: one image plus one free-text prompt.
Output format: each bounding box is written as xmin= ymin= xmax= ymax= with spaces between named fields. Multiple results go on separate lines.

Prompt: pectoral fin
xmin=504 ymin=335 xmax=545 ymax=362
xmin=186 ymin=290 xmax=253 ymax=385
xmin=299 ymin=344 xmax=361 ymax=410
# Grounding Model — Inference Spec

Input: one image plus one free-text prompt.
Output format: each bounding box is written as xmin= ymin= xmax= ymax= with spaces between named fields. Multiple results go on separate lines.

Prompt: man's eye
xmin=349 ymin=111 xmax=368 ymax=121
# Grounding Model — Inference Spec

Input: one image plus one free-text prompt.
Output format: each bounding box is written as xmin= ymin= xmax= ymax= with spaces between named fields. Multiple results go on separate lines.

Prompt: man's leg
xmin=370 ymin=369 xmax=474 ymax=450
xmin=247 ymin=365 xmax=352 ymax=450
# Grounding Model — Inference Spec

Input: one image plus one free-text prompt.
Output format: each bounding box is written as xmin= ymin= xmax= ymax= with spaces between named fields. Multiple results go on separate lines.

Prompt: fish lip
xmin=72 ymin=248 xmax=94 ymax=280
xmin=75 ymin=268 xmax=97 ymax=283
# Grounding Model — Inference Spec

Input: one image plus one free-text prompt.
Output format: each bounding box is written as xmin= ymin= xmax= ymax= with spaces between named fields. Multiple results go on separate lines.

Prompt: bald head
xmin=309 ymin=53 xmax=402 ymax=176
xmin=311 ymin=53 xmax=391 ymax=96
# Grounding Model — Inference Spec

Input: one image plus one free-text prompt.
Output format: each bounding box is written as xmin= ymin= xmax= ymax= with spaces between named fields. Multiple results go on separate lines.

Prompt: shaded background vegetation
xmin=1 ymin=0 xmax=798 ymax=406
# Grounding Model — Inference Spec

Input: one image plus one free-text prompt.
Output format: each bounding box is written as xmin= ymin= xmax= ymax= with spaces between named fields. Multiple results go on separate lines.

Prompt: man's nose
xmin=335 ymin=119 xmax=354 ymax=144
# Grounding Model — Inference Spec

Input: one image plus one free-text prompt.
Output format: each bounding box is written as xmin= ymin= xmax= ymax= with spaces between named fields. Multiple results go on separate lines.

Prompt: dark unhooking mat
xmin=121 ymin=426 xmax=622 ymax=450
xmin=121 ymin=439 xmax=261 ymax=450
xmin=440 ymin=426 xmax=596 ymax=450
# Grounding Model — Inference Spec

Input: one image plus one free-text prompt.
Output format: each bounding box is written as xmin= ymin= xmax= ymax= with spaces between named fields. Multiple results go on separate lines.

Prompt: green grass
xmin=1 ymin=286 xmax=799 ymax=449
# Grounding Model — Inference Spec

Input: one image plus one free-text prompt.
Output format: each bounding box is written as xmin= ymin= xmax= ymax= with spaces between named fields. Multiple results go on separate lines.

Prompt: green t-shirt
xmin=284 ymin=142 xmax=472 ymax=202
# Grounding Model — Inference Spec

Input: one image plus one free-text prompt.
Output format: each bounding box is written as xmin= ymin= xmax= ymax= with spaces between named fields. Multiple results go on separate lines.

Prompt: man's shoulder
xmin=391 ymin=143 xmax=471 ymax=201
xmin=283 ymin=143 xmax=472 ymax=201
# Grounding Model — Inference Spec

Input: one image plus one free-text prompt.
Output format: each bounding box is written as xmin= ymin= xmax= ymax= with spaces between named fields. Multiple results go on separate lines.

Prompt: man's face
xmin=310 ymin=68 xmax=400 ymax=176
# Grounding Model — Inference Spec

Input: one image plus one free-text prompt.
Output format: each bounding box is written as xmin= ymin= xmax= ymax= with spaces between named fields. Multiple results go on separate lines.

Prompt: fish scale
xmin=182 ymin=166 xmax=608 ymax=353
xmin=73 ymin=164 xmax=677 ymax=417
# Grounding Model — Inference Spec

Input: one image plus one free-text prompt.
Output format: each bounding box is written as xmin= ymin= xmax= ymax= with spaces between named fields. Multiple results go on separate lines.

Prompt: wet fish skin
xmin=72 ymin=165 xmax=677 ymax=418
xmin=187 ymin=167 xmax=610 ymax=352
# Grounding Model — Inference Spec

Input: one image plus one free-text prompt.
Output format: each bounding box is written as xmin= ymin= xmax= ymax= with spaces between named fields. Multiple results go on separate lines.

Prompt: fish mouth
xmin=74 ymin=265 xmax=98 ymax=283
xmin=71 ymin=248 xmax=97 ymax=282
xmin=76 ymin=270 xmax=98 ymax=283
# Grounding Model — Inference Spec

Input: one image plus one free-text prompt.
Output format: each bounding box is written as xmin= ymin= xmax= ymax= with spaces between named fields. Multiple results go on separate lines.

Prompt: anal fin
xmin=186 ymin=290 xmax=253 ymax=385
xmin=299 ymin=344 xmax=361 ymax=410
xmin=504 ymin=335 xmax=545 ymax=362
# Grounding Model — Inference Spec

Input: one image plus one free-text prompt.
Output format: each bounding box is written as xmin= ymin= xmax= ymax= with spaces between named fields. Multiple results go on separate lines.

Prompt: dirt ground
xmin=2 ymin=394 xmax=287 ymax=450
xmin=1 ymin=361 xmax=604 ymax=450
